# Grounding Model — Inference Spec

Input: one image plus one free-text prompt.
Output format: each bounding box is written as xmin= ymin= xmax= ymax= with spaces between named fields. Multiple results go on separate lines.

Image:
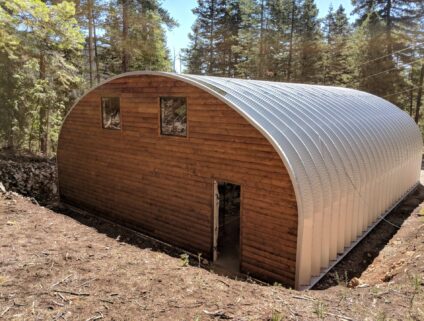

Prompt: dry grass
xmin=0 ymin=192 xmax=423 ymax=320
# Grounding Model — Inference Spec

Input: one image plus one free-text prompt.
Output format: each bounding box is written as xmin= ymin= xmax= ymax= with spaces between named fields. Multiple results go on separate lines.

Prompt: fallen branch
xmin=203 ymin=309 xmax=233 ymax=319
xmin=292 ymin=295 xmax=315 ymax=302
xmin=85 ymin=312 xmax=103 ymax=321
xmin=325 ymin=311 xmax=354 ymax=321
xmin=0 ymin=306 xmax=11 ymax=317
xmin=53 ymin=290 xmax=90 ymax=296
xmin=217 ymin=279 xmax=230 ymax=287
xmin=51 ymin=275 xmax=73 ymax=288
xmin=52 ymin=301 xmax=64 ymax=307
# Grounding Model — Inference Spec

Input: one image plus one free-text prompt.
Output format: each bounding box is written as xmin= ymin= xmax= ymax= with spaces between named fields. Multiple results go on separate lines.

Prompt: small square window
xmin=102 ymin=97 xmax=121 ymax=130
xmin=160 ymin=97 xmax=187 ymax=137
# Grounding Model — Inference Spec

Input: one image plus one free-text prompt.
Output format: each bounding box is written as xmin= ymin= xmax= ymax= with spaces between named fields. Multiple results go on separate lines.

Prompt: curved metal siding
xmin=63 ymin=71 xmax=422 ymax=289
xmin=177 ymin=74 xmax=422 ymax=288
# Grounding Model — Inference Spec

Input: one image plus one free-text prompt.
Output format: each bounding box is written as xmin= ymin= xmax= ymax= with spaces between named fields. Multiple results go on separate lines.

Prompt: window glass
xmin=160 ymin=97 xmax=187 ymax=136
xmin=102 ymin=97 xmax=121 ymax=130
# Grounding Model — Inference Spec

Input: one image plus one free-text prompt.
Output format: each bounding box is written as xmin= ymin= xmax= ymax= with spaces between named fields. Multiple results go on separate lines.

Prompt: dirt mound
xmin=0 ymin=153 xmax=58 ymax=205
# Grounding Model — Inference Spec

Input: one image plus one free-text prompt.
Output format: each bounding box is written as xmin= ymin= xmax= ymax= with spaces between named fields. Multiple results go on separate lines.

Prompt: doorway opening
xmin=213 ymin=181 xmax=241 ymax=273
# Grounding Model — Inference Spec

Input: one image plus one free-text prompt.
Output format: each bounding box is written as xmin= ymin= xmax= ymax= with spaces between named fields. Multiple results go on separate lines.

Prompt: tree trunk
xmin=87 ymin=0 xmax=94 ymax=87
xmin=414 ymin=64 xmax=424 ymax=123
xmin=287 ymin=0 xmax=295 ymax=81
xmin=93 ymin=14 xmax=100 ymax=83
xmin=6 ymin=123 xmax=13 ymax=151
xmin=208 ymin=0 xmax=215 ymax=74
xmin=258 ymin=0 xmax=265 ymax=79
xmin=121 ymin=0 xmax=129 ymax=72
xmin=39 ymin=53 xmax=49 ymax=155
xmin=409 ymin=69 xmax=414 ymax=116
xmin=384 ymin=0 xmax=393 ymax=54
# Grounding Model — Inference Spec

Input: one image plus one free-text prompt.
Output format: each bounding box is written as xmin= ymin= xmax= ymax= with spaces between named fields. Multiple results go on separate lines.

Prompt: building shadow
xmin=314 ymin=182 xmax=424 ymax=290
xmin=51 ymin=203 xmax=259 ymax=284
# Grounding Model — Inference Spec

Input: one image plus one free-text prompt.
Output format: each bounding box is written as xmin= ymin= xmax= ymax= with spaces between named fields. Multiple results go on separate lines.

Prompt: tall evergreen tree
xmin=103 ymin=0 xmax=176 ymax=74
xmin=182 ymin=21 xmax=206 ymax=74
xmin=352 ymin=0 xmax=423 ymax=103
xmin=0 ymin=0 xmax=84 ymax=154
xmin=322 ymin=4 xmax=351 ymax=86
xmin=293 ymin=0 xmax=324 ymax=83
xmin=233 ymin=0 xmax=261 ymax=78
xmin=214 ymin=0 xmax=242 ymax=76
xmin=183 ymin=0 xmax=226 ymax=75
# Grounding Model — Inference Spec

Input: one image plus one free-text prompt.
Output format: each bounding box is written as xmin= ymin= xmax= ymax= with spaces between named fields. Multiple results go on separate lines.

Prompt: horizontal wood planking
xmin=58 ymin=75 xmax=298 ymax=286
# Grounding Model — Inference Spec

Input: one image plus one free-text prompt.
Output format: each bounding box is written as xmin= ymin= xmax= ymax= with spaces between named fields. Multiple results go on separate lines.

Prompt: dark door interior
xmin=215 ymin=182 xmax=241 ymax=272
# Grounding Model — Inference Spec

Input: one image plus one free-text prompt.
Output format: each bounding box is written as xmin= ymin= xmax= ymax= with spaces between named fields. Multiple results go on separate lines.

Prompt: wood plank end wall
xmin=57 ymin=75 xmax=298 ymax=287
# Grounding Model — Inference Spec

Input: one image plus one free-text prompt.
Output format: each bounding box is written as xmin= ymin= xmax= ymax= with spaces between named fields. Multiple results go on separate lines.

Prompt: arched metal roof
xmin=65 ymin=71 xmax=423 ymax=289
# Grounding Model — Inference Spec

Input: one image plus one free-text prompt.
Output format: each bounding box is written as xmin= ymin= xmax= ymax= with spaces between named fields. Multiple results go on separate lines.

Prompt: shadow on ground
xmin=52 ymin=204 xmax=259 ymax=284
xmin=314 ymin=183 xmax=424 ymax=289
xmin=52 ymin=182 xmax=424 ymax=291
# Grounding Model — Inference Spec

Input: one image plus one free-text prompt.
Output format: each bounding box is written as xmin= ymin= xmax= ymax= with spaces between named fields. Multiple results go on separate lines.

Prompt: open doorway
xmin=213 ymin=181 xmax=241 ymax=273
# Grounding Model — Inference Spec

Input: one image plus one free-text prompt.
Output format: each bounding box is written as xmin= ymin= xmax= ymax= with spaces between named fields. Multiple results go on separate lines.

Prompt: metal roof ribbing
xmin=179 ymin=73 xmax=422 ymax=288
xmin=67 ymin=71 xmax=423 ymax=289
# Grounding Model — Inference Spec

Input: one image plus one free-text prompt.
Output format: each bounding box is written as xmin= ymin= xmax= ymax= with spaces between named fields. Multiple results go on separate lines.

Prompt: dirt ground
xmin=1 ymin=182 xmax=424 ymax=320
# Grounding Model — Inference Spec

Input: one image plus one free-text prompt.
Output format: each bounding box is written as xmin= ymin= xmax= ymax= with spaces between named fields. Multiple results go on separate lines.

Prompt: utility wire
xmin=382 ymin=85 xmax=424 ymax=98
xmin=358 ymin=58 xmax=423 ymax=82
xmin=358 ymin=42 xmax=424 ymax=67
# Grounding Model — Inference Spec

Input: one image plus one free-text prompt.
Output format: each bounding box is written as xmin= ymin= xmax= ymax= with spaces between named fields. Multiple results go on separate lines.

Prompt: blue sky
xmin=162 ymin=0 xmax=354 ymax=72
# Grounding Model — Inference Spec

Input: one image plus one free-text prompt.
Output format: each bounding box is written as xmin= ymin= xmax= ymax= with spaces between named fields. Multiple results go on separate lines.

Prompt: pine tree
xmin=103 ymin=0 xmax=176 ymax=74
xmin=352 ymin=0 xmax=422 ymax=103
xmin=293 ymin=0 xmax=324 ymax=83
xmin=233 ymin=0 xmax=261 ymax=78
xmin=266 ymin=0 xmax=301 ymax=81
xmin=322 ymin=5 xmax=351 ymax=86
xmin=182 ymin=21 xmax=206 ymax=74
xmin=214 ymin=0 xmax=242 ymax=76
xmin=0 ymin=0 xmax=84 ymax=154
xmin=183 ymin=0 xmax=227 ymax=75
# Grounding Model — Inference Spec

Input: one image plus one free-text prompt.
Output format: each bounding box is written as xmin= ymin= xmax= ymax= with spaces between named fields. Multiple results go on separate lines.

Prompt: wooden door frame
xmin=212 ymin=179 xmax=242 ymax=264
xmin=213 ymin=180 xmax=219 ymax=262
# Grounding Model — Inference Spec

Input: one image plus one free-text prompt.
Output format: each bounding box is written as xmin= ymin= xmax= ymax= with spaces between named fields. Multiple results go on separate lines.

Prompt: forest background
xmin=0 ymin=0 xmax=423 ymax=155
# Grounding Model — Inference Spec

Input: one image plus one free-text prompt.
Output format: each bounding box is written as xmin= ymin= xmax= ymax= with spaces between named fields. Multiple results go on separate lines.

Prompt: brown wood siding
xmin=57 ymin=75 xmax=298 ymax=286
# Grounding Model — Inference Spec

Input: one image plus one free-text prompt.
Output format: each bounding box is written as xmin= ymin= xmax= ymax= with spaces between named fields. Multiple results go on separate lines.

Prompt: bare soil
xmin=0 ymin=161 xmax=424 ymax=320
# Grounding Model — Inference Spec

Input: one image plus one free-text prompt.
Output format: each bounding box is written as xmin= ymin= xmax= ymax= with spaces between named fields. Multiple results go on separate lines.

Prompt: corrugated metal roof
xmin=67 ymin=71 xmax=423 ymax=289
xmin=176 ymin=74 xmax=422 ymax=288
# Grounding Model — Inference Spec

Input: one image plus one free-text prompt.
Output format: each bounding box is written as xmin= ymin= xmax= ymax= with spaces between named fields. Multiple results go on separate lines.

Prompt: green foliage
xmin=180 ymin=253 xmax=190 ymax=267
xmin=270 ymin=310 xmax=284 ymax=321
xmin=184 ymin=0 xmax=424 ymax=128
xmin=1 ymin=0 xmax=424 ymax=153
xmin=102 ymin=0 xmax=175 ymax=74
xmin=0 ymin=0 xmax=84 ymax=154
xmin=322 ymin=5 xmax=352 ymax=86
xmin=313 ymin=300 xmax=326 ymax=319
xmin=409 ymin=274 xmax=422 ymax=293
xmin=0 ymin=0 xmax=176 ymax=153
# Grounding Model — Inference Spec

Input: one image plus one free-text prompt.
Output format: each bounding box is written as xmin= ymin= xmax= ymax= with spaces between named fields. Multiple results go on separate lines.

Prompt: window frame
xmin=159 ymin=96 xmax=188 ymax=138
xmin=101 ymin=96 xmax=121 ymax=130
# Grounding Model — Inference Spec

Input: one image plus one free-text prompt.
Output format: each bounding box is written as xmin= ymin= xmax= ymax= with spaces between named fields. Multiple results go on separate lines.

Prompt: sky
xmin=162 ymin=0 xmax=354 ymax=72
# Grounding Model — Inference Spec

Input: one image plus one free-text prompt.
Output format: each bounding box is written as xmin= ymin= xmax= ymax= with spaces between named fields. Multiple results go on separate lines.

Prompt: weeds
xmin=180 ymin=253 xmax=189 ymax=267
xmin=376 ymin=311 xmax=387 ymax=321
xmin=410 ymin=274 xmax=422 ymax=293
xmin=371 ymin=286 xmax=379 ymax=296
xmin=269 ymin=310 xmax=284 ymax=321
xmin=334 ymin=270 xmax=349 ymax=287
xmin=197 ymin=252 xmax=202 ymax=267
xmin=313 ymin=300 xmax=326 ymax=319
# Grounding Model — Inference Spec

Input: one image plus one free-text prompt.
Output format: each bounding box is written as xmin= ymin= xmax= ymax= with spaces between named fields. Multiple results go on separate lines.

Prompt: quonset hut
xmin=57 ymin=72 xmax=422 ymax=289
